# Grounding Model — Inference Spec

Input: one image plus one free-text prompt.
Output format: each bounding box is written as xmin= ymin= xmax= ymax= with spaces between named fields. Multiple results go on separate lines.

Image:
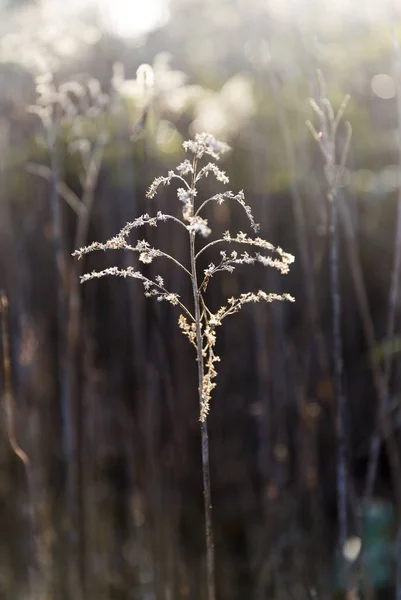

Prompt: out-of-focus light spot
xmin=82 ymin=26 xmax=102 ymax=45
xmin=249 ymin=402 xmax=264 ymax=417
xmin=266 ymin=483 xmax=279 ymax=501
xmin=274 ymin=443 xmax=289 ymax=462
xmin=156 ymin=120 xmax=180 ymax=154
xmin=379 ymin=165 xmax=400 ymax=191
xmin=99 ymin=0 xmax=169 ymax=38
xmin=41 ymin=0 xmax=168 ymax=39
xmin=371 ymin=74 xmax=396 ymax=99
xmin=193 ymin=74 xmax=254 ymax=138
xmin=343 ymin=536 xmax=362 ymax=562
xmin=351 ymin=169 xmax=376 ymax=193
xmin=53 ymin=36 xmax=77 ymax=57
xmin=305 ymin=402 xmax=321 ymax=418
xmin=192 ymin=96 xmax=229 ymax=137
xmin=117 ymin=79 xmax=140 ymax=99
xmin=221 ymin=75 xmax=255 ymax=119
xmin=164 ymin=85 xmax=205 ymax=115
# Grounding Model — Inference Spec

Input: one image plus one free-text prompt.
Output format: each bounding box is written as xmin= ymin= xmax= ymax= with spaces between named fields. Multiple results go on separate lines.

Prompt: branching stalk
xmin=74 ymin=133 xmax=295 ymax=600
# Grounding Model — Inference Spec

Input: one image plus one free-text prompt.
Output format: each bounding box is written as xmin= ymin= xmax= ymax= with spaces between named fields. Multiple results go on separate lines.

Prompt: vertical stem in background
xmin=67 ymin=142 xmax=105 ymax=596
xmin=190 ymin=213 xmax=215 ymax=598
xmin=362 ymin=27 xmax=401 ymax=596
xmin=328 ymin=188 xmax=348 ymax=554
xmin=267 ymin=65 xmax=329 ymax=571
xmin=338 ymin=193 xmax=401 ymax=515
xmin=0 ymin=292 xmax=38 ymax=599
xmin=48 ymin=125 xmax=82 ymax=600
xmin=391 ymin=23 xmax=401 ymax=600
xmin=366 ymin=25 xmax=401 ymax=507
xmin=321 ymin=103 xmax=349 ymax=563
xmin=267 ymin=64 xmax=328 ymax=378
xmin=308 ymin=82 xmax=352 ymax=583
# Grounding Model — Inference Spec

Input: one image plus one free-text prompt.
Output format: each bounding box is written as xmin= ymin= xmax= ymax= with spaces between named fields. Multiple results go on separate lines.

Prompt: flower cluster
xmin=79 ymin=266 xmax=189 ymax=315
xmin=202 ymin=250 xmax=290 ymax=290
xmin=74 ymin=133 xmax=295 ymax=422
xmin=178 ymin=314 xmax=198 ymax=348
xmin=195 ymin=163 xmax=229 ymax=184
xmin=73 ymin=212 xmax=175 ymax=260
xmin=176 ymin=160 xmax=193 ymax=176
xmin=177 ymin=187 xmax=197 ymax=221
xmin=74 ymin=237 xmax=162 ymax=265
xmin=187 ymin=216 xmax=211 ymax=238
xmin=180 ymin=289 xmax=294 ymax=420
xmin=195 ymin=191 xmax=260 ymax=233
xmin=146 ymin=173 xmax=174 ymax=199
xmin=183 ymin=133 xmax=230 ymax=160
xmin=222 ymin=231 xmax=295 ymax=272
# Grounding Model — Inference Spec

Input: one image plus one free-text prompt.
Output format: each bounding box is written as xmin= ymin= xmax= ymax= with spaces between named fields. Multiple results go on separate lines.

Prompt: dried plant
xmin=25 ymin=73 xmax=117 ymax=600
xmin=73 ymin=132 xmax=295 ymax=600
xmin=307 ymin=78 xmax=353 ymax=589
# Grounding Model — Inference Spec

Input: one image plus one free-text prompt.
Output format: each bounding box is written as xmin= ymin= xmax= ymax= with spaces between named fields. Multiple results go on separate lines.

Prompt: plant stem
xmin=190 ymin=229 xmax=216 ymax=600
xmin=329 ymin=188 xmax=348 ymax=553
xmin=48 ymin=124 xmax=82 ymax=600
xmin=1 ymin=292 xmax=40 ymax=599
xmin=316 ymin=79 xmax=349 ymax=578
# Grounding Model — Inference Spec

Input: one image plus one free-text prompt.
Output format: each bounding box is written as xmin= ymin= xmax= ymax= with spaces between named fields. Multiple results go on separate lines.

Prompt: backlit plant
xmin=73 ymin=132 xmax=295 ymax=600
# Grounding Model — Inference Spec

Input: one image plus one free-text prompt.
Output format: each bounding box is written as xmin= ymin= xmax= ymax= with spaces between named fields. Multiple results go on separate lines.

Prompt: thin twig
xmin=26 ymin=162 xmax=84 ymax=216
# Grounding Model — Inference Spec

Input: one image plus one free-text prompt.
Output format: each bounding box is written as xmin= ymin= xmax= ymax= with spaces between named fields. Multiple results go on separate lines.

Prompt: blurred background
xmin=1 ymin=0 xmax=401 ymax=598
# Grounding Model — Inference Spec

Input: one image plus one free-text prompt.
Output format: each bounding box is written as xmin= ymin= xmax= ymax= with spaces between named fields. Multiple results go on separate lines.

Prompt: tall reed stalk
xmin=307 ymin=78 xmax=352 ymax=584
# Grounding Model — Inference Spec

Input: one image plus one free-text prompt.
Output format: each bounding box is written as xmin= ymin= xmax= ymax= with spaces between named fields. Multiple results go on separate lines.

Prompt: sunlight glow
xmin=99 ymin=0 xmax=169 ymax=38
xmin=41 ymin=0 xmax=169 ymax=40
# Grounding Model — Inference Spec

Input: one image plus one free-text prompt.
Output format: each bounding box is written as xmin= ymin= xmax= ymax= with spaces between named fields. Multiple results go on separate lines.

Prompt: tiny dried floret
xmin=177 ymin=187 xmax=197 ymax=221
xmin=183 ymin=133 xmax=230 ymax=160
xmin=187 ymin=216 xmax=212 ymax=238
xmin=146 ymin=174 xmax=173 ymax=199
xmin=139 ymin=252 xmax=153 ymax=264
xmin=176 ymin=160 xmax=193 ymax=175
xmin=196 ymin=163 xmax=229 ymax=184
